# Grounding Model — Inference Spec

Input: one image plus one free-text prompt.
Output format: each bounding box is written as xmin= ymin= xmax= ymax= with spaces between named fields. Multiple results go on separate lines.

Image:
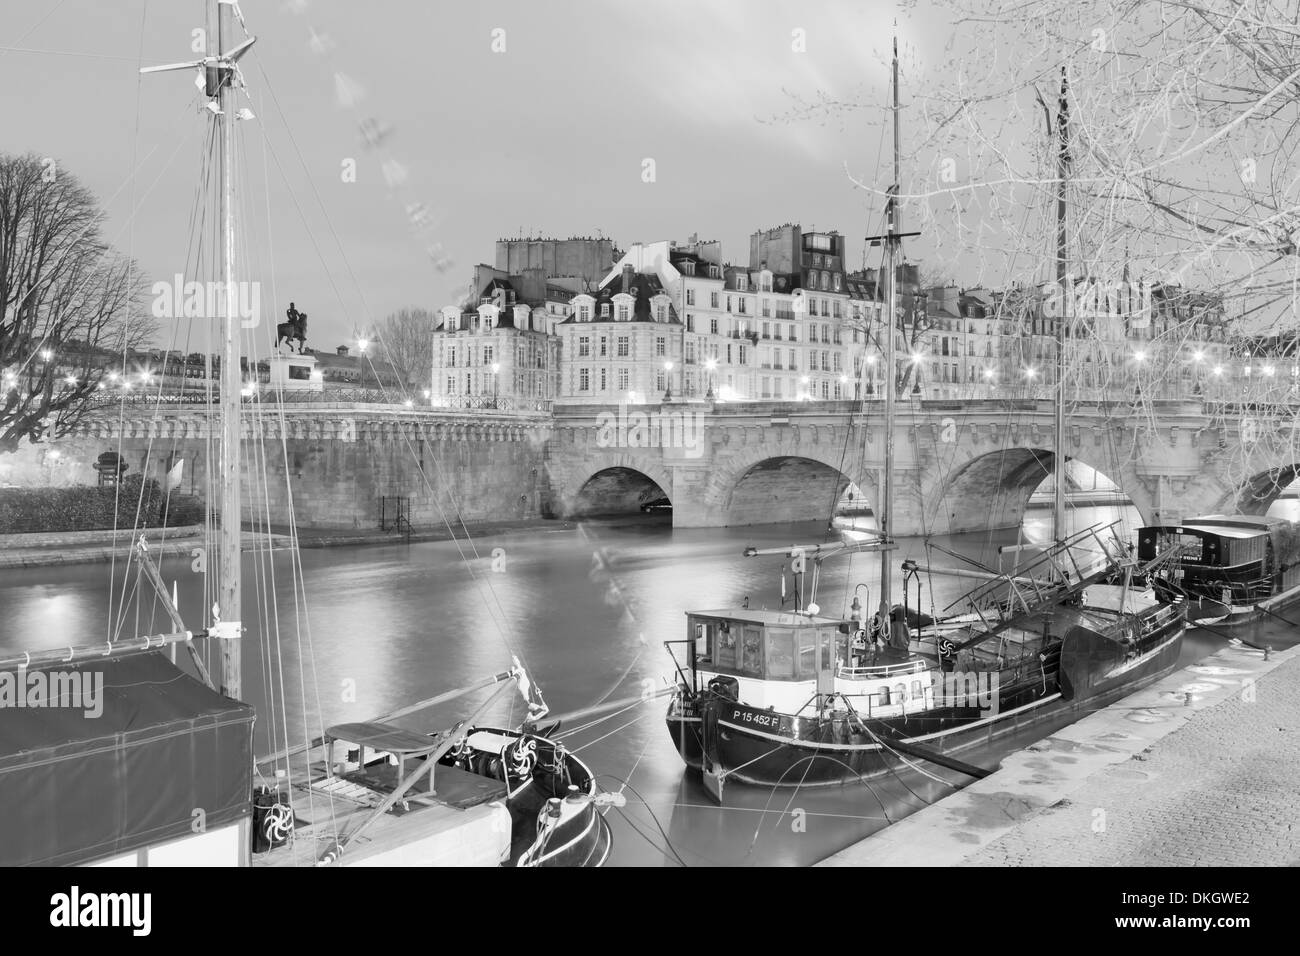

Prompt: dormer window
xmin=601 ymin=303 xmax=611 ymax=318
xmin=655 ymin=304 xmax=666 ymax=322
xmin=709 ymin=265 xmax=721 ymax=278
xmin=578 ymin=304 xmax=591 ymax=322
xmin=617 ymin=304 xmax=630 ymax=321
xmin=737 ymin=275 xmax=748 ymax=292
xmin=682 ymin=260 xmax=696 ymax=276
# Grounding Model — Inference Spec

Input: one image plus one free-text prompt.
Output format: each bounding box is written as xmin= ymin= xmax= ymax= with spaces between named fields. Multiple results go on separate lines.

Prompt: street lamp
xmin=358 ymin=337 xmax=369 ymax=355
xmin=704 ymin=358 xmax=717 ymax=400
xmin=663 ymin=360 xmax=674 ymax=403
xmin=800 ymin=374 xmax=810 ymax=401
xmin=864 ymin=353 xmax=876 ymax=396
xmin=491 ymin=361 xmax=500 ymax=407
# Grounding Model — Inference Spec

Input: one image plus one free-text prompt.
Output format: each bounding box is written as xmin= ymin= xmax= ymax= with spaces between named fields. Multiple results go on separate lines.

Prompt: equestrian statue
xmin=276 ymin=302 xmax=308 ymax=353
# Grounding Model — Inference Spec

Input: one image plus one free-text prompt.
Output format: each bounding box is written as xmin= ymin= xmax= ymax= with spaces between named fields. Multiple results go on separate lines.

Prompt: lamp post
xmin=704 ymin=357 xmax=717 ymax=400
xmin=663 ymin=360 xmax=674 ymax=403
xmin=491 ymin=361 xmax=500 ymax=407
xmin=864 ymin=353 xmax=875 ymax=396
xmin=910 ymin=353 xmax=923 ymax=396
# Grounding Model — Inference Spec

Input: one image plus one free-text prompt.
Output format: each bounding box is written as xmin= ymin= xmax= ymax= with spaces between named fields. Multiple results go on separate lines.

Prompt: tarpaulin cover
xmin=0 ymin=650 xmax=254 ymax=866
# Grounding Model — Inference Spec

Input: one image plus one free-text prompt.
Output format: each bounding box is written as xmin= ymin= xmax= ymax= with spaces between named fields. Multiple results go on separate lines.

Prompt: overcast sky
xmin=5 ymin=0 xmax=962 ymax=353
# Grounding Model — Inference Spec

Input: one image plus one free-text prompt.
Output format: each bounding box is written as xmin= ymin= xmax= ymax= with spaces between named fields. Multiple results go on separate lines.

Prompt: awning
xmin=0 ymin=650 xmax=255 ymax=866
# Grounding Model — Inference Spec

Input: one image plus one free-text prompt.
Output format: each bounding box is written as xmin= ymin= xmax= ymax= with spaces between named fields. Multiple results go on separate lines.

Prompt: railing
xmin=836 ymin=658 xmax=929 ymax=680
xmin=430 ymin=396 xmax=553 ymax=413
xmin=86 ymin=387 xmax=552 ymax=413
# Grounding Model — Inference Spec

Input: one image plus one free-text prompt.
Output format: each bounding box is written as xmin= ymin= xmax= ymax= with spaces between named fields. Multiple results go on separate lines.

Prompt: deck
xmin=252 ymin=761 xmax=511 ymax=867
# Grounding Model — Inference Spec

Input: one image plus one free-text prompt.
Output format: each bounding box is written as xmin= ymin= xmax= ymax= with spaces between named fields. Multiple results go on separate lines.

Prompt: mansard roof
xmin=561 ymin=270 xmax=679 ymax=324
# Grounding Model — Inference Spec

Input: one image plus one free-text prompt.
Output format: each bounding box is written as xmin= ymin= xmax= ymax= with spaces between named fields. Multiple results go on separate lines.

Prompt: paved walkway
xmin=0 ymin=527 xmax=292 ymax=568
xmin=0 ymin=518 xmax=578 ymax=567
xmin=820 ymin=636 xmax=1300 ymax=867
xmin=289 ymin=517 xmax=576 ymax=549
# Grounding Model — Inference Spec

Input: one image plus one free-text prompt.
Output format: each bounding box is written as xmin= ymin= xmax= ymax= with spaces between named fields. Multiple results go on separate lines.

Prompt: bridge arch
xmin=1232 ymin=465 xmax=1300 ymax=515
xmin=706 ymin=447 xmax=876 ymax=527
xmin=926 ymin=446 xmax=1148 ymax=535
xmin=555 ymin=454 xmax=675 ymax=518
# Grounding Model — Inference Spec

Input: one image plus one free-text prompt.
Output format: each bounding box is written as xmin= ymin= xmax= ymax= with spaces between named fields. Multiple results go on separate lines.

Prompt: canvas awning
xmin=0 ymin=650 xmax=254 ymax=866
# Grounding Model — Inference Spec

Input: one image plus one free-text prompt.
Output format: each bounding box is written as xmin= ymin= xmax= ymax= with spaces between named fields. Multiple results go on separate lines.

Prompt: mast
xmin=142 ymin=0 xmax=256 ymax=698
xmin=1052 ymin=65 xmax=1069 ymax=545
xmin=215 ymin=0 xmax=243 ymax=699
xmin=872 ymin=36 xmax=918 ymax=631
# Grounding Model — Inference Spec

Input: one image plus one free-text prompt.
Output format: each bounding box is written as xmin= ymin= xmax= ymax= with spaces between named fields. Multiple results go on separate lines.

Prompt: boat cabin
xmin=681 ymin=609 xmax=936 ymax=719
xmin=1137 ymin=515 xmax=1300 ymax=604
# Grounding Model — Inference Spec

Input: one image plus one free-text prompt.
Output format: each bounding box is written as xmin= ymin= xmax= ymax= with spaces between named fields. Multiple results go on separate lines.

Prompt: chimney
xmin=622 ymin=262 xmax=634 ymax=294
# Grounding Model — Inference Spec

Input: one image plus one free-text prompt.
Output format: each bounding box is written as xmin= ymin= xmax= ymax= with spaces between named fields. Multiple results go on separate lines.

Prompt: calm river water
xmin=0 ymin=503 xmax=1231 ymax=866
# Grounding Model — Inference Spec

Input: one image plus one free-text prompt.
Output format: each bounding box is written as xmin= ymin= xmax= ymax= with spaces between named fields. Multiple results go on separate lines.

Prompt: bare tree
xmin=1 ymin=153 xmax=148 ymax=453
xmin=376 ymin=306 xmax=435 ymax=390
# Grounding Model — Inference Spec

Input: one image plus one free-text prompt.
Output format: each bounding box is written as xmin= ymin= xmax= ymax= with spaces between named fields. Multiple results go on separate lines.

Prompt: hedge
xmin=0 ymin=476 xmax=206 ymax=534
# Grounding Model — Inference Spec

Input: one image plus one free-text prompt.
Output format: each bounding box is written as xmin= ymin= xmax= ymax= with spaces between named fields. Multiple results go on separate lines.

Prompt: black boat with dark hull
xmin=666 ymin=569 xmax=1185 ymax=794
xmin=1137 ymin=515 xmax=1300 ymax=635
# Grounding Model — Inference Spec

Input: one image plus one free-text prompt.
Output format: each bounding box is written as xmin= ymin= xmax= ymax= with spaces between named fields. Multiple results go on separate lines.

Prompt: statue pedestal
xmin=269 ymin=353 xmax=322 ymax=393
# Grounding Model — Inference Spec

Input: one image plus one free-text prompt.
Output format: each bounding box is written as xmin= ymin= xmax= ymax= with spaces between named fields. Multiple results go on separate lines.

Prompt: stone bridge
xmin=8 ymin=397 xmax=1298 ymax=534
xmin=545 ymin=399 xmax=1300 ymax=534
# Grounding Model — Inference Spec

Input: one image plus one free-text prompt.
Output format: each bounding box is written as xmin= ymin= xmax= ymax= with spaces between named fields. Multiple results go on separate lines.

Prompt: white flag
xmin=166 ymin=458 xmax=184 ymax=491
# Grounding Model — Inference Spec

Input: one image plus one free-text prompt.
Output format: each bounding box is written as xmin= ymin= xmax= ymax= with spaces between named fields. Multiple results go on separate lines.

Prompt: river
xmin=0 ymin=503 xmax=1234 ymax=866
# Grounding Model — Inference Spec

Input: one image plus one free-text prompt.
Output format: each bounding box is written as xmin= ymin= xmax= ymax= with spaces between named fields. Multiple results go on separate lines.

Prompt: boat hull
xmin=667 ymin=623 xmax=1183 ymax=790
xmin=441 ymin=726 xmax=612 ymax=867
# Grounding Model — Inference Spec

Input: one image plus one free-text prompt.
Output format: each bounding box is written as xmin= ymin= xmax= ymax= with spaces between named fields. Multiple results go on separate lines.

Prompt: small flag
xmin=166 ymin=458 xmax=184 ymax=491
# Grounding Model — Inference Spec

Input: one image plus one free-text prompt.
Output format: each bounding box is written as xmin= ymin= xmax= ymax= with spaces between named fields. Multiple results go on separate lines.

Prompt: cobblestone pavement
xmin=959 ymin=652 xmax=1300 ymax=867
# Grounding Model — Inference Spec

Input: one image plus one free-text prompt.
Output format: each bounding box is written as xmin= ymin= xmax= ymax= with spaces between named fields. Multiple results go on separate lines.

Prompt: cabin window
xmin=765 ymin=628 xmax=794 ymax=679
xmin=878 ymin=685 xmax=891 ymax=706
xmin=911 ymin=680 xmax=923 ymax=700
xmin=693 ymin=622 xmax=710 ymax=662
xmin=819 ymin=628 xmax=836 ymax=672
xmin=796 ymin=630 xmax=817 ymax=678
xmin=894 ymin=683 xmax=908 ymax=703
xmin=715 ymin=623 xmax=737 ymax=669
xmin=741 ymin=627 xmax=763 ymax=676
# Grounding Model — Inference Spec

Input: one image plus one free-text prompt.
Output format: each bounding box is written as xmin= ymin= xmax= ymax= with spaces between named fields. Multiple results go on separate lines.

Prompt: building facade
xmin=432 ymin=227 xmax=1248 ymax=409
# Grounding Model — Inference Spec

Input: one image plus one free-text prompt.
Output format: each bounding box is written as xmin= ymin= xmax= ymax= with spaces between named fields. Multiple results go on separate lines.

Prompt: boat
xmin=0 ymin=0 xmax=610 ymax=868
xmin=1136 ymin=514 xmax=1300 ymax=628
xmin=663 ymin=49 xmax=1189 ymax=799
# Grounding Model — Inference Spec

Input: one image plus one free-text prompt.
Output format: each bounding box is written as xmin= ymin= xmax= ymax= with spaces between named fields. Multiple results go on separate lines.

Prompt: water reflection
xmin=0 ymin=509 xmax=1241 ymax=866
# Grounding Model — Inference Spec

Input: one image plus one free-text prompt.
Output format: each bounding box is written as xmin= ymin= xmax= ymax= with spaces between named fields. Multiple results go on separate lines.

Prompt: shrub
xmin=0 ymin=476 xmax=206 ymax=534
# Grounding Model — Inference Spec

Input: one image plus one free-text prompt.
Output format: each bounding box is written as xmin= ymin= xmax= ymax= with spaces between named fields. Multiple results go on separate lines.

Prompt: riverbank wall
xmin=0 ymin=405 xmax=555 ymax=533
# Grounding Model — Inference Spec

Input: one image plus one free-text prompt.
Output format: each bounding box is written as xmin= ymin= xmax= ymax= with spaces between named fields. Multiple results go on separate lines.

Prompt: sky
xmin=3 ymin=0 xmax=963 ymax=354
